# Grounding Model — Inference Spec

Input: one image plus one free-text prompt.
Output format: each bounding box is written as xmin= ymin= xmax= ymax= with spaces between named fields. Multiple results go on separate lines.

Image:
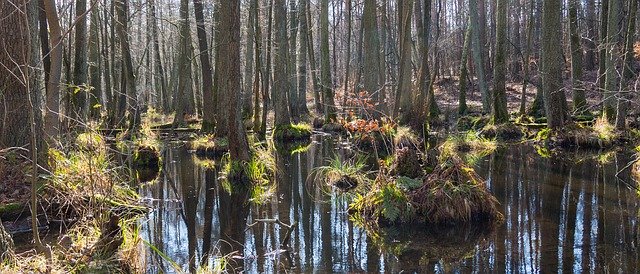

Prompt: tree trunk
xmin=115 ymin=0 xmax=140 ymax=132
xmin=469 ymin=0 xmax=490 ymax=113
xmin=71 ymin=0 xmax=88 ymax=124
xmin=541 ymin=0 xmax=568 ymax=129
xmin=194 ymin=0 xmax=215 ymax=132
xmin=569 ymin=0 xmax=586 ymax=113
xmin=492 ymin=0 xmax=509 ymax=124
xmin=149 ymin=0 xmax=167 ymax=113
xmin=0 ymin=0 xmax=35 ymax=149
xmin=459 ymin=18 xmax=471 ymax=115
xmin=297 ymin=0 xmax=310 ymax=116
xmin=363 ymin=0 xmax=380 ymax=119
xmin=584 ymin=0 xmax=597 ymax=71
xmin=88 ymin=3 xmax=101 ymax=120
xmin=397 ymin=0 xmax=414 ymax=123
xmin=274 ymin=0 xmax=291 ymax=127
xmin=603 ymin=0 xmax=620 ymax=122
xmin=43 ymin=0 xmax=62 ymax=142
xmin=520 ymin=0 xmax=534 ymax=116
xmin=306 ymin=3 xmax=322 ymax=114
xmin=320 ymin=0 xmax=336 ymax=121
xmin=616 ymin=0 xmax=638 ymax=129
xmin=288 ymin=0 xmax=299 ymax=122
xmin=220 ymin=0 xmax=250 ymax=162
xmin=242 ymin=0 xmax=256 ymax=121
xmin=598 ymin=0 xmax=609 ymax=91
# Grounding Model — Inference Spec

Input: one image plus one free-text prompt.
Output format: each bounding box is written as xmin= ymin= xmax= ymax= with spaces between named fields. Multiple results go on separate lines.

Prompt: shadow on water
xmin=140 ymin=136 xmax=640 ymax=273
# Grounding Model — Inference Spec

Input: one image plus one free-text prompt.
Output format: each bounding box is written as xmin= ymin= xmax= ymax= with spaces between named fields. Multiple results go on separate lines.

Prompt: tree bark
xmin=616 ymin=0 xmax=638 ymax=129
xmin=71 ymin=0 xmax=88 ymax=124
xmin=274 ymin=0 xmax=291 ymax=127
xmin=397 ymin=0 xmax=414 ymax=122
xmin=603 ymin=0 xmax=620 ymax=122
xmin=43 ymin=0 xmax=62 ymax=142
xmin=584 ymin=0 xmax=597 ymax=71
xmin=569 ymin=0 xmax=586 ymax=113
xmin=541 ymin=0 xmax=568 ymax=129
xmin=363 ymin=0 xmax=380 ymax=118
xmin=297 ymin=0 xmax=310 ymax=116
xmin=220 ymin=0 xmax=250 ymax=162
xmin=492 ymin=0 xmax=509 ymax=124
xmin=320 ymin=0 xmax=336 ymax=121
xmin=115 ymin=0 xmax=140 ymax=132
xmin=469 ymin=0 xmax=491 ymax=113
xmin=458 ymin=18 xmax=471 ymax=115
xmin=194 ymin=0 xmax=215 ymax=132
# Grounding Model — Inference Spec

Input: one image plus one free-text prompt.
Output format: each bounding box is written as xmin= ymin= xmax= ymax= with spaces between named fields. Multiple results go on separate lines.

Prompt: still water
xmin=139 ymin=134 xmax=640 ymax=273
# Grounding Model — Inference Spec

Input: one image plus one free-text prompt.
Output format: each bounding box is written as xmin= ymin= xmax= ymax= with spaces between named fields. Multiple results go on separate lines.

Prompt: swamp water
xmin=139 ymin=134 xmax=640 ymax=273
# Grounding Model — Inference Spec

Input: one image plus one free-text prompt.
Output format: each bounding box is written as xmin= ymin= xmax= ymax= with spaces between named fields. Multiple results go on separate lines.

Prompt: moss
xmin=273 ymin=123 xmax=313 ymax=141
xmin=481 ymin=123 xmax=524 ymax=141
xmin=440 ymin=132 xmax=497 ymax=165
xmin=133 ymin=145 xmax=160 ymax=168
xmin=0 ymin=203 xmax=25 ymax=220
xmin=456 ymin=115 xmax=490 ymax=131
xmin=274 ymin=139 xmax=312 ymax=154
xmin=190 ymin=135 xmax=229 ymax=158
xmin=350 ymin=151 xmax=502 ymax=225
xmin=390 ymin=147 xmax=424 ymax=179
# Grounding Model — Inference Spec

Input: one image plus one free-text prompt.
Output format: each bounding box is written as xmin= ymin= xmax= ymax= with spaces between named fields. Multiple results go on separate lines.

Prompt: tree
xmin=88 ymin=3 xmax=101 ymax=120
xmin=541 ymin=0 xmax=568 ymax=129
xmin=296 ymin=0 xmax=310 ymax=116
xmin=492 ymin=0 xmax=509 ymax=124
xmin=362 ymin=0 xmax=380 ymax=118
xmin=288 ymin=0 xmax=299 ymax=122
xmin=397 ymin=0 xmax=414 ymax=123
xmin=569 ymin=0 xmax=586 ymax=113
xmin=0 ymin=0 xmax=36 ymax=149
xmin=320 ymin=0 xmax=336 ymax=121
xmin=273 ymin=0 xmax=291 ymax=128
xmin=194 ymin=0 xmax=215 ymax=132
xmin=219 ymin=0 xmax=250 ymax=162
xmin=115 ymin=0 xmax=140 ymax=132
xmin=71 ymin=0 xmax=88 ymax=124
xmin=469 ymin=0 xmax=490 ymax=113
xmin=603 ymin=0 xmax=620 ymax=122
xmin=616 ymin=0 xmax=638 ymax=129
xmin=458 ymin=18 xmax=471 ymax=115
xmin=43 ymin=0 xmax=62 ymax=142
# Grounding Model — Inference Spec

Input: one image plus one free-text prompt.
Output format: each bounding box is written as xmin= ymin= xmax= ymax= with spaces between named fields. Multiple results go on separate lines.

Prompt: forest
xmin=1 ymin=0 xmax=640 ymax=272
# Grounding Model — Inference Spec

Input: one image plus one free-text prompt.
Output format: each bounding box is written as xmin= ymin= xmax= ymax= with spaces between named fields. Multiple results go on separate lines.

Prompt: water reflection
xmin=139 ymin=137 xmax=640 ymax=273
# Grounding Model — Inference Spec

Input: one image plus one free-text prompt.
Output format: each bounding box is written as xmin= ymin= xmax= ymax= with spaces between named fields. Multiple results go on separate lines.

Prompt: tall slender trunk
xmin=492 ymin=0 xmax=509 ymax=124
xmin=88 ymin=3 xmax=101 ymax=120
xmin=603 ymin=0 xmax=620 ymax=122
xmin=43 ymin=0 xmax=62 ymax=141
xmin=194 ymin=0 xmax=215 ymax=132
xmin=542 ymin=0 xmax=568 ymax=128
xmin=458 ymin=18 xmax=471 ymax=115
xmin=297 ymin=0 xmax=310 ymax=115
xmin=116 ymin=0 xmax=140 ymax=132
xmin=320 ymin=0 xmax=336 ymax=121
xmin=397 ymin=0 xmax=414 ymax=122
xmin=273 ymin=0 xmax=291 ymax=127
xmin=363 ymin=0 xmax=380 ymax=118
xmin=469 ymin=0 xmax=490 ymax=113
xmin=569 ymin=0 xmax=586 ymax=113
xmin=616 ymin=0 xmax=638 ymax=129
xmin=72 ymin=0 xmax=88 ymax=125
xmin=585 ymin=0 xmax=597 ymax=70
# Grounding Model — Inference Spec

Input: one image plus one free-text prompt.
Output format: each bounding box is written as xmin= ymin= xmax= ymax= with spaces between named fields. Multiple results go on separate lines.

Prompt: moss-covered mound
xmin=481 ymin=123 xmax=524 ymax=141
xmin=390 ymin=147 xmax=424 ymax=179
xmin=536 ymin=118 xmax=622 ymax=149
xmin=273 ymin=123 xmax=313 ymax=141
xmin=409 ymin=156 xmax=502 ymax=224
xmin=274 ymin=139 xmax=312 ymax=155
xmin=189 ymin=135 xmax=229 ymax=158
xmin=457 ymin=115 xmax=490 ymax=131
xmin=350 ymin=153 xmax=502 ymax=225
xmin=313 ymin=156 xmax=371 ymax=192
xmin=133 ymin=145 xmax=160 ymax=168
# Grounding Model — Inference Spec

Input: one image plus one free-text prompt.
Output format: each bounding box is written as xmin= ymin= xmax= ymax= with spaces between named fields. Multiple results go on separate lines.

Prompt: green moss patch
xmin=189 ymin=135 xmax=229 ymax=158
xmin=133 ymin=145 xmax=160 ymax=168
xmin=273 ymin=123 xmax=313 ymax=141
